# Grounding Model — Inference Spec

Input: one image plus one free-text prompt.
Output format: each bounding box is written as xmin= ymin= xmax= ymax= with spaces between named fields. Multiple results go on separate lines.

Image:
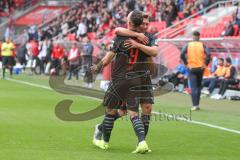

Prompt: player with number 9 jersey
xmin=103 ymin=34 xmax=156 ymax=112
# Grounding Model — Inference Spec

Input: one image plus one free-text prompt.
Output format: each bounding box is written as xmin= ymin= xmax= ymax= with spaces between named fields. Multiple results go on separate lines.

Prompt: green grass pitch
xmin=0 ymin=74 xmax=239 ymax=160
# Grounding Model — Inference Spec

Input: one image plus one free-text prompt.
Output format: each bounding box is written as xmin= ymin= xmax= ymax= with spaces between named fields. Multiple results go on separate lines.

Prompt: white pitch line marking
xmin=6 ymin=78 xmax=240 ymax=135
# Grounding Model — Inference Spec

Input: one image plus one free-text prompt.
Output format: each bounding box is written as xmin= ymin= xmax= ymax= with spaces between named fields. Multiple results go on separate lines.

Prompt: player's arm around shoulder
xmin=124 ymin=38 xmax=158 ymax=57
xmin=114 ymin=27 xmax=148 ymax=44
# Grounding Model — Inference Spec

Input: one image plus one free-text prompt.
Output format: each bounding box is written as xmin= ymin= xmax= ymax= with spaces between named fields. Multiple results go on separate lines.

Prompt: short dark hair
xmin=193 ymin=31 xmax=200 ymax=36
xmin=129 ymin=10 xmax=143 ymax=27
xmin=142 ymin=12 xmax=149 ymax=19
xmin=219 ymin=58 xmax=224 ymax=62
xmin=226 ymin=57 xmax=232 ymax=64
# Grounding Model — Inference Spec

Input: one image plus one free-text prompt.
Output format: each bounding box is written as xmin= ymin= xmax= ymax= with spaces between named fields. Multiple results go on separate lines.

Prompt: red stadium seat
xmin=149 ymin=21 xmax=166 ymax=32
xmin=87 ymin=32 xmax=96 ymax=40
xmin=233 ymin=25 xmax=239 ymax=36
xmin=178 ymin=12 xmax=184 ymax=19
xmin=0 ymin=11 xmax=9 ymax=17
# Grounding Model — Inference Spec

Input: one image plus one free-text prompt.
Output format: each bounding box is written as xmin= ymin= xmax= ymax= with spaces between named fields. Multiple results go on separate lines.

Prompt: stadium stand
xmin=35 ymin=0 xmax=218 ymax=41
xmin=1 ymin=0 xmax=239 ymax=99
xmin=0 ymin=0 xmax=42 ymax=19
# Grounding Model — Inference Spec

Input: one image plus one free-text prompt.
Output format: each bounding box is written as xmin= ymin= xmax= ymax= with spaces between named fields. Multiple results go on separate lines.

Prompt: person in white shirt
xmin=77 ymin=20 xmax=87 ymax=38
xmin=67 ymin=43 xmax=80 ymax=80
xmin=61 ymin=22 xmax=69 ymax=36
xmin=38 ymin=38 xmax=51 ymax=74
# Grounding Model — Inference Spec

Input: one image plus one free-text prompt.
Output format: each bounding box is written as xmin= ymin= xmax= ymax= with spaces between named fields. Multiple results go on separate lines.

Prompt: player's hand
xmin=136 ymin=33 xmax=148 ymax=44
xmin=90 ymin=64 xmax=98 ymax=73
xmin=124 ymin=39 xmax=139 ymax=49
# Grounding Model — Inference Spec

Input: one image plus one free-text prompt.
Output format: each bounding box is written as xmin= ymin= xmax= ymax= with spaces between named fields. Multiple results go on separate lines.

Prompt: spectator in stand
xmin=182 ymin=6 xmax=190 ymax=18
xmin=126 ymin=0 xmax=136 ymax=12
xmin=211 ymin=57 xmax=239 ymax=99
xmin=16 ymin=42 xmax=27 ymax=70
xmin=135 ymin=0 xmax=145 ymax=11
xmin=158 ymin=2 xmax=167 ymax=21
xmin=19 ymin=29 xmax=29 ymax=46
xmin=48 ymin=22 xmax=60 ymax=39
xmin=14 ymin=0 xmax=24 ymax=9
xmin=67 ymin=9 xmax=77 ymax=30
xmin=46 ymin=23 xmax=53 ymax=39
xmin=6 ymin=0 xmax=14 ymax=13
xmin=190 ymin=5 xmax=198 ymax=15
xmin=177 ymin=0 xmax=184 ymax=11
xmin=28 ymin=25 xmax=38 ymax=41
xmin=67 ymin=43 xmax=80 ymax=80
xmin=96 ymin=12 xmax=111 ymax=38
xmin=26 ymin=39 xmax=32 ymax=56
xmin=70 ymin=17 xmax=79 ymax=34
xmin=155 ymin=3 xmax=162 ymax=21
xmin=200 ymin=0 xmax=211 ymax=8
xmin=1 ymin=37 xmax=15 ymax=79
xmin=236 ymin=3 xmax=240 ymax=27
xmin=37 ymin=29 xmax=45 ymax=42
xmin=114 ymin=5 xmax=126 ymax=26
xmin=45 ymin=39 xmax=53 ymax=74
xmin=221 ymin=21 xmax=234 ymax=37
xmin=77 ymin=19 xmax=87 ymax=39
xmin=39 ymin=0 xmax=211 ymax=41
xmin=0 ymin=0 xmax=19 ymax=17
xmin=82 ymin=36 xmax=94 ymax=87
xmin=38 ymin=38 xmax=51 ymax=75
xmin=51 ymin=42 xmax=64 ymax=75
xmin=183 ymin=1 xmax=194 ymax=18
xmin=5 ymin=24 xmax=15 ymax=40
xmin=61 ymin=20 xmax=69 ymax=37
xmin=28 ymin=38 xmax=39 ymax=75
xmin=0 ymin=1 xmax=5 ymax=12
xmin=165 ymin=0 xmax=178 ymax=27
